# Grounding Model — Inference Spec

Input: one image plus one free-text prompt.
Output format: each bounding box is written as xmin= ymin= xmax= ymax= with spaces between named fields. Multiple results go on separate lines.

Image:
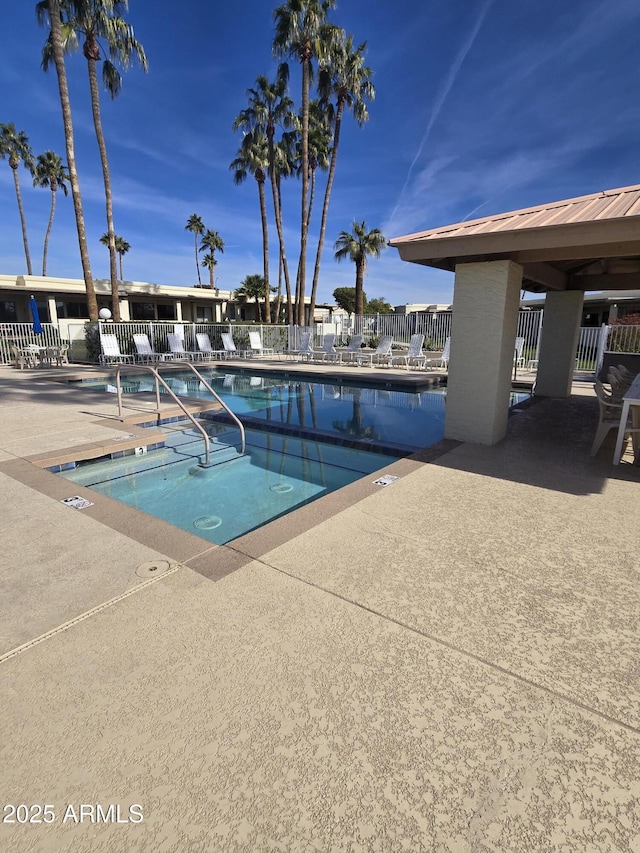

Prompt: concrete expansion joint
xmin=0 ymin=562 xmax=181 ymax=665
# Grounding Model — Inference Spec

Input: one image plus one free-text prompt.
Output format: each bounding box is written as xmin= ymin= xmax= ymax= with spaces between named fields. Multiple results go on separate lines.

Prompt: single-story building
xmin=390 ymin=183 xmax=640 ymax=445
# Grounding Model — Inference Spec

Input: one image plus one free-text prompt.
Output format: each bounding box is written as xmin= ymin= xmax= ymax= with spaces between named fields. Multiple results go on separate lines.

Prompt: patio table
xmin=612 ymin=372 xmax=640 ymax=465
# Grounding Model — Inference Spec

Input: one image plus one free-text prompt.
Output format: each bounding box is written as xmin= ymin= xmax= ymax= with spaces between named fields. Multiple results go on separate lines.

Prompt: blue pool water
xmin=58 ymin=420 xmax=399 ymax=545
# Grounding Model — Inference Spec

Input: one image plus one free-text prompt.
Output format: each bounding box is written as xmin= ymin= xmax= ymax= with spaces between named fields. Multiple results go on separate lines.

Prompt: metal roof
xmin=389 ymin=184 xmax=640 ymax=294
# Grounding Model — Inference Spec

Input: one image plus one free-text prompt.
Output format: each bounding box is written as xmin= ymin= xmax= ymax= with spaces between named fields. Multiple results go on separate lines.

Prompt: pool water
xmin=58 ymin=420 xmax=399 ymax=545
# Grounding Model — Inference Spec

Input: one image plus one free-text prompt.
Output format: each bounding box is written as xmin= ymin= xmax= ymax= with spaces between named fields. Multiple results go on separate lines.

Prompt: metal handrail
xmin=113 ymin=362 xmax=245 ymax=467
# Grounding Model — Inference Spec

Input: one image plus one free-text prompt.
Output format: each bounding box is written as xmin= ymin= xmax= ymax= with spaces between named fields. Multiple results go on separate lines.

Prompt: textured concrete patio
xmin=0 ymin=361 xmax=639 ymax=852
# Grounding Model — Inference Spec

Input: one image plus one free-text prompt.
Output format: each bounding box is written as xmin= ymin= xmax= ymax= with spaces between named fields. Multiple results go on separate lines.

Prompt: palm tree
xmin=33 ymin=150 xmax=69 ymax=276
xmin=0 ymin=123 xmax=35 ymax=275
xmin=230 ymin=129 xmax=270 ymax=312
xmin=334 ymin=221 xmax=386 ymax=316
xmin=99 ymin=232 xmax=129 ymax=279
xmin=201 ymin=252 xmax=217 ymax=289
xmin=235 ymin=274 xmax=275 ymax=323
xmin=273 ymin=0 xmax=340 ymax=325
xmin=310 ymin=34 xmax=374 ymax=319
xmin=200 ymin=229 xmax=224 ymax=291
xmin=38 ymin=0 xmax=98 ymax=320
xmin=233 ymin=67 xmax=296 ymax=324
xmin=185 ymin=213 xmax=205 ymax=285
xmin=39 ymin=0 xmax=148 ymax=321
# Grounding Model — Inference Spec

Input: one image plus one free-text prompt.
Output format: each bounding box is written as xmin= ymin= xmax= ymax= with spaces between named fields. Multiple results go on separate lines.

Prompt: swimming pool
xmin=58 ymin=420 xmax=399 ymax=545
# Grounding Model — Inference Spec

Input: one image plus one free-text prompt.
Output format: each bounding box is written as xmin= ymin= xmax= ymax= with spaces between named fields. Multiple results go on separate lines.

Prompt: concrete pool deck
xmin=1 ymin=360 xmax=639 ymax=851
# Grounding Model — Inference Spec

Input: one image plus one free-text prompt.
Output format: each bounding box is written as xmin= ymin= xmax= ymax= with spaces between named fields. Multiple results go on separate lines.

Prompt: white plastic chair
xmin=99 ymin=334 xmax=134 ymax=365
xmin=133 ymin=334 xmax=162 ymax=363
xmin=388 ymin=334 xmax=426 ymax=370
xmin=355 ymin=335 xmax=393 ymax=367
xmin=425 ymin=337 xmax=450 ymax=370
xmin=311 ymin=334 xmax=337 ymax=361
xmin=167 ymin=333 xmax=200 ymax=360
xmin=248 ymin=331 xmax=275 ymax=358
xmin=590 ymin=379 xmax=631 ymax=457
xmin=196 ymin=333 xmax=224 ymax=361
xmin=331 ymin=335 xmax=363 ymax=363
xmin=221 ymin=332 xmax=244 ymax=359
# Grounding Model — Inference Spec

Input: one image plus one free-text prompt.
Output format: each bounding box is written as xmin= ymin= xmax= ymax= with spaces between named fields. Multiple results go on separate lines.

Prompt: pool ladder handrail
xmin=113 ymin=362 xmax=245 ymax=467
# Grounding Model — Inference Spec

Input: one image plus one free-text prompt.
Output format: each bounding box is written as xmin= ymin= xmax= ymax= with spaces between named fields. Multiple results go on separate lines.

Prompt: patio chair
xmin=514 ymin=337 xmax=525 ymax=369
xmin=167 ymin=333 xmax=200 ymax=360
xmin=99 ymin=334 xmax=134 ymax=365
xmin=284 ymin=330 xmax=313 ymax=361
xmin=133 ymin=333 xmax=162 ymax=363
xmin=221 ymin=332 xmax=243 ymax=359
xmin=330 ymin=335 xmax=364 ymax=363
xmin=11 ymin=344 xmax=37 ymax=369
xmin=311 ymin=333 xmax=337 ymax=362
xmin=355 ymin=335 xmax=393 ymax=367
xmin=248 ymin=330 xmax=275 ymax=358
xmin=387 ymin=334 xmax=426 ymax=370
xmin=425 ymin=337 xmax=450 ymax=370
xmin=607 ymin=366 xmax=633 ymax=402
xmin=196 ymin=333 xmax=224 ymax=361
xmin=590 ymin=379 xmax=633 ymax=457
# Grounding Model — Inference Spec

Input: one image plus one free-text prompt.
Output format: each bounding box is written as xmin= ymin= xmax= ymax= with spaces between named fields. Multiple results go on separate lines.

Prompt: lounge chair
xmin=355 ymin=335 xmax=393 ymax=367
xmin=167 ymin=333 xmax=200 ymax=360
xmin=387 ymin=334 xmax=426 ymax=370
xmin=133 ymin=333 xmax=162 ymax=363
xmin=590 ymin=379 xmax=632 ymax=457
xmin=221 ymin=332 xmax=244 ymax=360
xmin=196 ymin=333 xmax=224 ymax=361
xmin=99 ymin=334 xmax=134 ymax=365
xmin=311 ymin=333 xmax=337 ymax=362
xmin=514 ymin=337 xmax=525 ymax=369
xmin=425 ymin=337 xmax=450 ymax=370
xmin=284 ymin=330 xmax=313 ymax=361
xmin=248 ymin=330 xmax=275 ymax=358
xmin=330 ymin=335 xmax=364 ymax=363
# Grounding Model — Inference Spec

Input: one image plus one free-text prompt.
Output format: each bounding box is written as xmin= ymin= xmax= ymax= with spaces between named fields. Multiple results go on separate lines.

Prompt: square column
xmin=535 ymin=291 xmax=583 ymax=397
xmin=445 ymin=260 xmax=522 ymax=445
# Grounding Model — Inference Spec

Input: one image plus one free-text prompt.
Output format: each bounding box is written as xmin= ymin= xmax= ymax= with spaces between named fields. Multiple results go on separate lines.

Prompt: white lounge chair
xmin=425 ymin=337 xmax=450 ymax=370
xmin=99 ymin=334 xmax=134 ymax=365
xmin=167 ymin=333 xmax=200 ymax=360
xmin=331 ymin=335 xmax=364 ymax=363
xmin=355 ymin=335 xmax=393 ymax=367
xmin=311 ymin=333 xmax=337 ymax=361
xmin=248 ymin=330 xmax=275 ymax=358
xmin=514 ymin=337 xmax=525 ymax=369
xmin=221 ymin=332 xmax=244 ymax=359
xmin=133 ymin=333 xmax=162 ymax=363
xmin=387 ymin=334 xmax=426 ymax=370
xmin=284 ymin=330 xmax=313 ymax=361
xmin=196 ymin=333 xmax=224 ymax=361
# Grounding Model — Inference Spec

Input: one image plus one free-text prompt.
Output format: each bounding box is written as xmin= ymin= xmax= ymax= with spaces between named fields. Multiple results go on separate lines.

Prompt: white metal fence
xmin=1 ymin=315 xmax=638 ymax=372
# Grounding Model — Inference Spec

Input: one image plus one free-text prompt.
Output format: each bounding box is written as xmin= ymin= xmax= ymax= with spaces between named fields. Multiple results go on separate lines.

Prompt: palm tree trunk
xmin=194 ymin=234 xmax=202 ymax=285
xmin=355 ymin=257 xmax=366 ymax=316
xmin=85 ymin=48 xmax=120 ymax=321
xmin=271 ymin=174 xmax=293 ymax=324
xmin=47 ymin=0 xmax=98 ymax=321
xmin=275 ymin=252 xmax=283 ymax=323
xmin=309 ymin=98 xmax=344 ymax=321
xmin=11 ymin=166 xmax=32 ymax=276
xmin=297 ymin=54 xmax=311 ymax=327
xmin=208 ymin=265 xmax=214 ymax=287
xmin=257 ymin=177 xmax=271 ymax=324
xmin=42 ymin=187 xmax=57 ymax=276
xmin=118 ymin=251 xmax=123 ymax=280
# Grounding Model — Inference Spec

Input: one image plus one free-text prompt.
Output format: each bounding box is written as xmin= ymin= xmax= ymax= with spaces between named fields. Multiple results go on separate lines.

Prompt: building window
xmin=55 ymin=300 xmax=88 ymax=319
xmin=156 ymin=303 xmax=176 ymax=321
xmin=131 ymin=302 xmax=155 ymax=320
xmin=196 ymin=305 xmax=213 ymax=323
xmin=0 ymin=301 xmax=17 ymax=322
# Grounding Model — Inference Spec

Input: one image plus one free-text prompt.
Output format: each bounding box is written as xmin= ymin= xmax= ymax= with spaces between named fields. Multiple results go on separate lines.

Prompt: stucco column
xmin=119 ymin=299 xmax=131 ymax=321
xmin=175 ymin=301 xmax=184 ymax=322
xmin=445 ymin=260 xmax=522 ymax=445
xmin=535 ymin=291 xmax=583 ymax=397
xmin=47 ymin=296 xmax=58 ymax=325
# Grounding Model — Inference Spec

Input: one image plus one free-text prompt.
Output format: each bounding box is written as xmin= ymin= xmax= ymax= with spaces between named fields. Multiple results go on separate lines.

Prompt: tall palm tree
xmin=334 ymin=220 xmax=386 ymax=316
xmin=185 ymin=213 xmax=205 ymax=285
xmin=201 ymin=252 xmax=217 ymax=289
xmin=230 ymin=130 xmax=270 ymax=315
xmin=39 ymin=0 xmax=148 ymax=321
xmin=99 ymin=232 xmax=129 ymax=279
xmin=310 ymin=34 xmax=374 ymax=319
xmin=33 ymin=150 xmax=69 ymax=276
xmin=38 ymin=0 xmax=98 ymax=320
xmin=200 ymin=229 xmax=224 ymax=291
xmin=233 ymin=67 xmax=296 ymax=324
xmin=0 ymin=123 xmax=35 ymax=275
xmin=273 ymin=0 xmax=340 ymax=325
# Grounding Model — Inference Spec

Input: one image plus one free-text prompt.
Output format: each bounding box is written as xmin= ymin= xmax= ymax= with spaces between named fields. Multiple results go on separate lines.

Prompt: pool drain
xmin=193 ymin=515 xmax=222 ymax=530
xmin=270 ymin=483 xmax=294 ymax=494
xmin=135 ymin=559 xmax=172 ymax=578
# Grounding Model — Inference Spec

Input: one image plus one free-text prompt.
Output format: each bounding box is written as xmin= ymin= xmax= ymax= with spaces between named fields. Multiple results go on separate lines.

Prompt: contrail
xmin=388 ymin=0 xmax=494 ymax=228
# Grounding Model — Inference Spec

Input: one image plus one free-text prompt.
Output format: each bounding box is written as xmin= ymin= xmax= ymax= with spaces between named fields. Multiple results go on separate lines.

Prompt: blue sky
xmin=1 ymin=0 xmax=639 ymax=308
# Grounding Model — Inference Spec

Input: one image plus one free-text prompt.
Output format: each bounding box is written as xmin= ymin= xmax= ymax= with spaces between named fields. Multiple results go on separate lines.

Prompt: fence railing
xmin=1 ymin=316 xmax=638 ymax=374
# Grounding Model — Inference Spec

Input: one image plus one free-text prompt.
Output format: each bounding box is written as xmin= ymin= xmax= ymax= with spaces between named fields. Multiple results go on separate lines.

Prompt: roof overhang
xmin=389 ymin=185 xmax=640 ymax=294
